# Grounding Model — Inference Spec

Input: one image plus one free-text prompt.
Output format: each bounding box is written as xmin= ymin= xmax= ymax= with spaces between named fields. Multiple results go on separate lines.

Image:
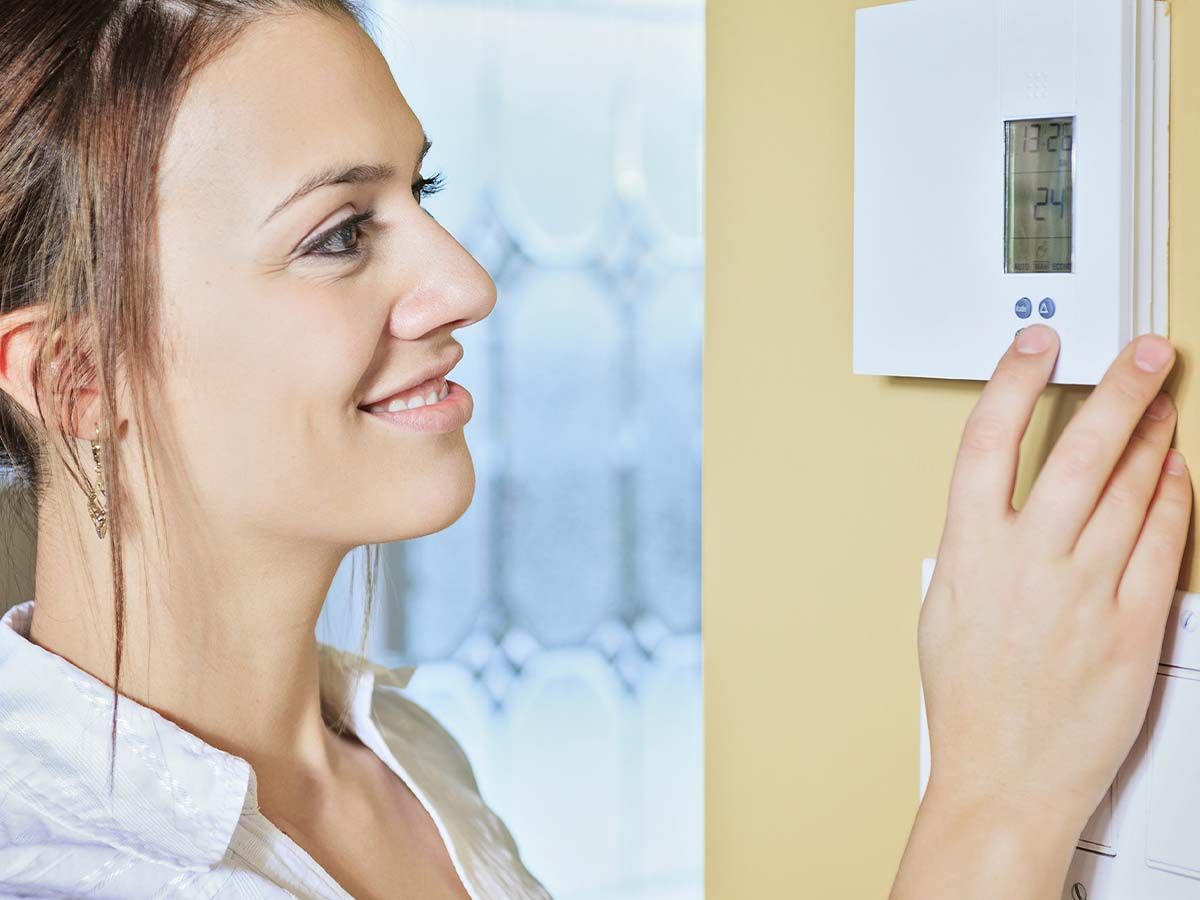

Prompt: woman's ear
xmin=0 ymin=304 xmax=102 ymax=442
xmin=0 ymin=304 xmax=49 ymax=423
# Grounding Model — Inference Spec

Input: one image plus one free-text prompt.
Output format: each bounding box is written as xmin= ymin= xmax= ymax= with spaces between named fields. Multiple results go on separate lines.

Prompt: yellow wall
xmin=704 ymin=1 xmax=1199 ymax=896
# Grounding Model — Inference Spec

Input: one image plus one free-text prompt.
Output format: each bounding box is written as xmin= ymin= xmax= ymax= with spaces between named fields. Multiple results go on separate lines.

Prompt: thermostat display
xmin=1005 ymin=116 xmax=1074 ymax=274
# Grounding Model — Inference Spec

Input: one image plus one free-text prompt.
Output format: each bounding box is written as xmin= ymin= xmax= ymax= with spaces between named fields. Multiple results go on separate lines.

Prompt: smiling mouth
xmin=357 ymin=344 xmax=466 ymax=413
xmin=359 ymin=375 xmax=450 ymax=414
xmin=358 ymin=379 xmax=474 ymax=433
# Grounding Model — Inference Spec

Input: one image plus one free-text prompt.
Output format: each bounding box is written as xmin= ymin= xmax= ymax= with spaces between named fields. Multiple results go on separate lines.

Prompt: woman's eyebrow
xmin=261 ymin=134 xmax=432 ymax=227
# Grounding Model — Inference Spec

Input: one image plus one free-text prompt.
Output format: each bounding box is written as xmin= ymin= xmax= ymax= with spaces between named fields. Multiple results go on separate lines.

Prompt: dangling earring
xmin=86 ymin=424 xmax=108 ymax=540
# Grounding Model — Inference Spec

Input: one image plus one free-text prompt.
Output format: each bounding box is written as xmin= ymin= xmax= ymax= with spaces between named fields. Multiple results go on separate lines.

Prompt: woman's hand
xmin=890 ymin=324 xmax=1193 ymax=900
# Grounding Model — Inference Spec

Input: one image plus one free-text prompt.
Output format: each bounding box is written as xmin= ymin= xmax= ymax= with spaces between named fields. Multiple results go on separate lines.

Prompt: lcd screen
xmin=1005 ymin=117 xmax=1074 ymax=273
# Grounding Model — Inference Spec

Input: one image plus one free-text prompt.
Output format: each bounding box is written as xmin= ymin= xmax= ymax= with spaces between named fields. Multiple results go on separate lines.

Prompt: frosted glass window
xmin=319 ymin=2 xmax=705 ymax=898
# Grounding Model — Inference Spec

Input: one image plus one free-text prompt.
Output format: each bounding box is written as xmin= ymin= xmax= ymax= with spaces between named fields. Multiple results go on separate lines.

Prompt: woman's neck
xmin=28 ymin=492 xmax=353 ymax=784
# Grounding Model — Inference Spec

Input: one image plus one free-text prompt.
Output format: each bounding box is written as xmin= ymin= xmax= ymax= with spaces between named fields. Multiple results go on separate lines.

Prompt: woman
xmin=0 ymin=1 xmax=550 ymax=898
xmin=890 ymin=325 xmax=1192 ymax=897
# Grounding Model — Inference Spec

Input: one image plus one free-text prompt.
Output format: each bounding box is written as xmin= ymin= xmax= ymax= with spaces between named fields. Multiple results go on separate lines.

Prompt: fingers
xmin=944 ymin=325 xmax=1059 ymax=536
xmin=1118 ymin=450 xmax=1193 ymax=624
xmin=1021 ymin=333 xmax=1176 ymax=555
xmin=1074 ymin=392 xmax=1178 ymax=578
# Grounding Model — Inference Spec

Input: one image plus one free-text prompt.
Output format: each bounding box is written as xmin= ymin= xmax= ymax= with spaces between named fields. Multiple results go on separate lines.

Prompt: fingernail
xmin=1167 ymin=450 xmax=1188 ymax=475
xmin=1147 ymin=393 xmax=1174 ymax=420
xmin=1016 ymin=326 xmax=1052 ymax=354
xmin=1135 ymin=335 xmax=1174 ymax=372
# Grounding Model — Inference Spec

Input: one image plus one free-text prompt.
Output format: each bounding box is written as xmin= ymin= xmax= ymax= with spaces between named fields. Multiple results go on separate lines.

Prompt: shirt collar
xmin=0 ymin=599 xmax=416 ymax=871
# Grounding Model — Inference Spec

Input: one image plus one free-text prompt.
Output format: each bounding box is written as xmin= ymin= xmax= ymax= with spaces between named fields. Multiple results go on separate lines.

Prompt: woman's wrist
xmin=925 ymin=771 xmax=1087 ymax=845
xmin=890 ymin=775 xmax=1082 ymax=900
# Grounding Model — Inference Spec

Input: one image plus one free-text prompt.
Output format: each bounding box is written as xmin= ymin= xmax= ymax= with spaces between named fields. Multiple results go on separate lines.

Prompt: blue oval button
xmin=1015 ymin=297 xmax=1033 ymax=319
xmin=1039 ymin=297 xmax=1056 ymax=319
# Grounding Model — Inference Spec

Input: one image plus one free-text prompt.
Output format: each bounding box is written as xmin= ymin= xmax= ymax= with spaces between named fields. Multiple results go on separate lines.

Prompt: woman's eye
xmin=299 ymin=173 xmax=446 ymax=261
xmin=303 ymin=209 xmax=375 ymax=260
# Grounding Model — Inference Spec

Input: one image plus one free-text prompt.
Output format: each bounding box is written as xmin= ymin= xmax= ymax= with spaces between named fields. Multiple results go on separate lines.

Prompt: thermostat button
xmin=1015 ymin=297 xmax=1033 ymax=319
xmin=1039 ymin=298 xmax=1057 ymax=319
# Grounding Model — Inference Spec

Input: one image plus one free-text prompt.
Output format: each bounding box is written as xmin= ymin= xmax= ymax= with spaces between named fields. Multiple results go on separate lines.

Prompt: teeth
xmin=376 ymin=380 xmax=451 ymax=413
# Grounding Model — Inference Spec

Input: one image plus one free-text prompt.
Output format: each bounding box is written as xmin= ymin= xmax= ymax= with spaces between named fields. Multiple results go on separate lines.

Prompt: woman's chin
xmin=372 ymin=448 xmax=476 ymax=542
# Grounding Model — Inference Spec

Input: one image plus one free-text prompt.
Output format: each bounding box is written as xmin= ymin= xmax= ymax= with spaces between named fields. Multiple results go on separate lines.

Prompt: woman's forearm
xmin=890 ymin=779 xmax=1080 ymax=900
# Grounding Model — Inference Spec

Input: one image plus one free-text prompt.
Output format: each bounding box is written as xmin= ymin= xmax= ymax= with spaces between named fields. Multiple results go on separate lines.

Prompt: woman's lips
xmin=360 ymin=379 xmax=473 ymax=433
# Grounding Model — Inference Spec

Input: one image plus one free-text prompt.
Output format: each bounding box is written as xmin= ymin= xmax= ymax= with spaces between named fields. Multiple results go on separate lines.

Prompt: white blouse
xmin=0 ymin=600 xmax=553 ymax=899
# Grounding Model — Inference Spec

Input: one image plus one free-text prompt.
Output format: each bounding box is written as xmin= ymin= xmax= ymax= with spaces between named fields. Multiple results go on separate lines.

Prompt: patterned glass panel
xmin=318 ymin=2 xmax=704 ymax=898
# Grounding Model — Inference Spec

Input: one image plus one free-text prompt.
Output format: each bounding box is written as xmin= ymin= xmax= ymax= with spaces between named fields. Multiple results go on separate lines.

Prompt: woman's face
xmin=152 ymin=8 xmax=496 ymax=550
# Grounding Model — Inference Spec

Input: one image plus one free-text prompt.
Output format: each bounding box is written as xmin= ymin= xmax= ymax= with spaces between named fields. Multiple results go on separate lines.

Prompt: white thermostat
xmin=853 ymin=0 xmax=1170 ymax=384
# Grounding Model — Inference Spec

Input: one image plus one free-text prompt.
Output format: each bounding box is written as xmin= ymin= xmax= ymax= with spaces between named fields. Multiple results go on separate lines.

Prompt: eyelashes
xmin=301 ymin=171 xmax=446 ymax=261
xmin=415 ymin=171 xmax=445 ymax=201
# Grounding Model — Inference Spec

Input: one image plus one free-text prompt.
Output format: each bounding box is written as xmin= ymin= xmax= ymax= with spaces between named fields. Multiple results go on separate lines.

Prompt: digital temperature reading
xmin=1004 ymin=116 xmax=1074 ymax=273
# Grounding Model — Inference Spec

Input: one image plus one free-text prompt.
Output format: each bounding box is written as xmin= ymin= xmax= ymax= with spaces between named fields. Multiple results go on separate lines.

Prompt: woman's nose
xmin=388 ymin=224 xmax=498 ymax=339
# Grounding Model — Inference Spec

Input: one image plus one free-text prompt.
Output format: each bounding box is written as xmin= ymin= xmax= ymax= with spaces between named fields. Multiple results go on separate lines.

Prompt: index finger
xmin=943 ymin=325 xmax=1060 ymax=538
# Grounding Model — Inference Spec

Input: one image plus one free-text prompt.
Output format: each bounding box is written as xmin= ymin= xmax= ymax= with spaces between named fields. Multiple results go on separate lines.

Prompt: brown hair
xmin=0 ymin=0 xmax=382 ymax=789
